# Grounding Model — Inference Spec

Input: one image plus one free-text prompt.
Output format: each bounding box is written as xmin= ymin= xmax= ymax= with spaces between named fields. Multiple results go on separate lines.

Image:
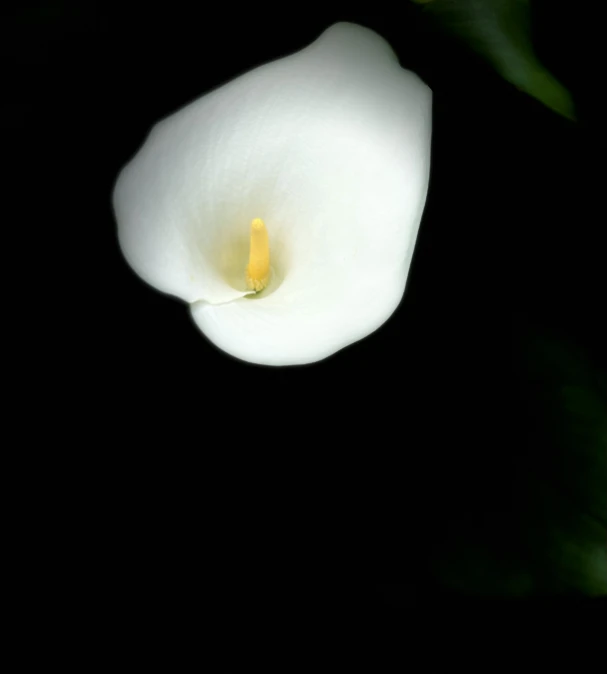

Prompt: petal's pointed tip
xmin=314 ymin=21 xmax=399 ymax=63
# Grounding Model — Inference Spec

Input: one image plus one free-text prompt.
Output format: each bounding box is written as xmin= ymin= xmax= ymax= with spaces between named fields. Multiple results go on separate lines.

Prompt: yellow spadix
xmin=245 ymin=218 xmax=270 ymax=292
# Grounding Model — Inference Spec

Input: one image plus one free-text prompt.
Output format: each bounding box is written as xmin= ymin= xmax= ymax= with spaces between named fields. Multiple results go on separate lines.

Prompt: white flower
xmin=113 ymin=22 xmax=432 ymax=366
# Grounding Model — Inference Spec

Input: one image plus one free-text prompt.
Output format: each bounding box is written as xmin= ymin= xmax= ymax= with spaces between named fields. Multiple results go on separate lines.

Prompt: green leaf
xmin=520 ymin=332 xmax=607 ymax=595
xmin=433 ymin=325 xmax=607 ymax=596
xmin=413 ymin=0 xmax=576 ymax=119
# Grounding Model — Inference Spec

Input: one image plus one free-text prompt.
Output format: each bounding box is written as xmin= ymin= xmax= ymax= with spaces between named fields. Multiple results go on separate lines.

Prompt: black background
xmin=6 ymin=1 xmax=605 ymax=625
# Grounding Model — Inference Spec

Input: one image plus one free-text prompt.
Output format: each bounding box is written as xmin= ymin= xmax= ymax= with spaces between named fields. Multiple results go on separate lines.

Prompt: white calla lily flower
xmin=113 ymin=22 xmax=432 ymax=366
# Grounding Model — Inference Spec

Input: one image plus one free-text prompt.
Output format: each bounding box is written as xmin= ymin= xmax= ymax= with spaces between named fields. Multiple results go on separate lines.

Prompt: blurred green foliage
xmin=434 ymin=326 xmax=607 ymax=596
xmin=412 ymin=0 xmax=576 ymax=119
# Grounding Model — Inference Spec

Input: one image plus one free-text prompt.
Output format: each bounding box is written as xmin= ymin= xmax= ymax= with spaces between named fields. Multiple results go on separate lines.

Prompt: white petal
xmin=113 ymin=22 xmax=432 ymax=364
